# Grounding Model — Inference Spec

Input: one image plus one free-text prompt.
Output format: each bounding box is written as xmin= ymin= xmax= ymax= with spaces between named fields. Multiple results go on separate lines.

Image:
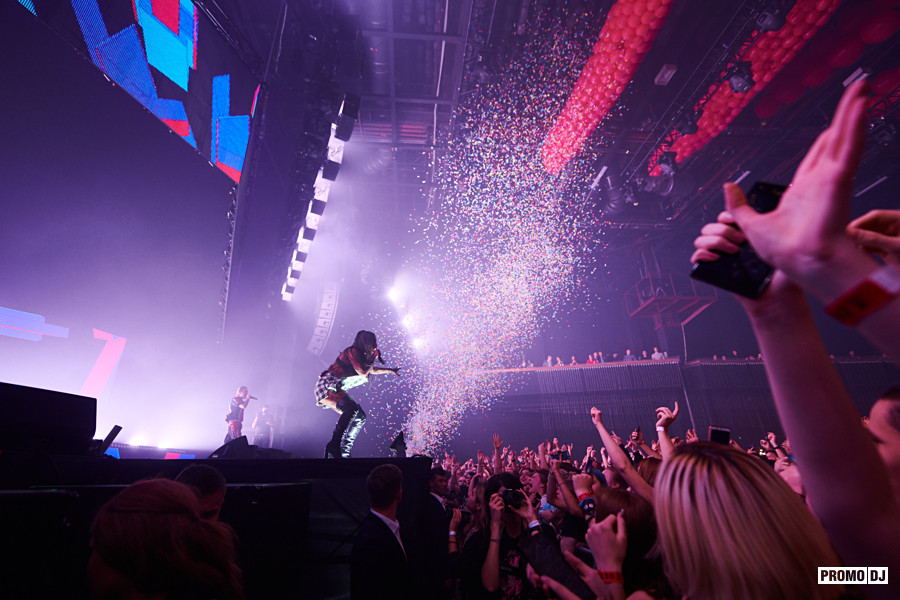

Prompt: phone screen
xmin=690 ymin=181 xmax=787 ymax=298
xmin=708 ymin=426 xmax=731 ymax=445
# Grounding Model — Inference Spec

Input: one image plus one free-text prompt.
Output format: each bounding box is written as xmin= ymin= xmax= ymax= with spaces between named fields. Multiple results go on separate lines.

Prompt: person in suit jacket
xmin=351 ymin=464 xmax=411 ymax=600
xmin=415 ymin=467 xmax=452 ymax=599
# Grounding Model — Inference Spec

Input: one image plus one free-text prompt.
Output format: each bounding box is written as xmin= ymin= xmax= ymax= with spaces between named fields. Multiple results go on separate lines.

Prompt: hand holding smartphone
xmin=690 ymin=182 xmax=787 ymax=298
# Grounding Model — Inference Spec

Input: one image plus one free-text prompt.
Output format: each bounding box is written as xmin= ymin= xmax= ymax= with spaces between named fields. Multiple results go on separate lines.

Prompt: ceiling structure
xmin=203 ymin=0 xmax=900 ymax=297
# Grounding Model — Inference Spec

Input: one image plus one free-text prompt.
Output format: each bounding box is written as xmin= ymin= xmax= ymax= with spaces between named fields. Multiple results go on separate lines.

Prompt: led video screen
xmin=19 ymin=0 xmax=259 ymax=183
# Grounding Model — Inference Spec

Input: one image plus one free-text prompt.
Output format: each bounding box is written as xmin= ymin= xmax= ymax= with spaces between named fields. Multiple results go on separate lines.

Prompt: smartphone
xmin=708 ymin=426 xmax=731 ymax=445
xmin=690 ymin=181 xmax=787 ymax=298
xmin=519 ymin=532 xmax=594 ymax=599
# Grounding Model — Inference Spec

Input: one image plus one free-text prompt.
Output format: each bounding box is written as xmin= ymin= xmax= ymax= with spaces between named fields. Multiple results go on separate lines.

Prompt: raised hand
xmin=767 ymin=431 xmax=778 ymax=446
xmin=685 ymin=428 xmax=699 ymax=443
xmin=488 ymin=493 xmax=504 ymax=525
xmin=590 ymin=406 xmax=604 ymax=428
xmin=847 ymin=209 xmax=900 ymax=265
xmin=609 ymin=430 xmax=623 ymax=447
xmin=585 ymin=511 xmax=628 ymax=571
xmin=450 ymin=508 xmax=462 ymax=531
xmin=722 ymin=79 xmax=870 ymax=286
xmin=655 ymin=402 xmax=680 ymax=429
xmin=491 ymin=433 xmax=503 ymax=450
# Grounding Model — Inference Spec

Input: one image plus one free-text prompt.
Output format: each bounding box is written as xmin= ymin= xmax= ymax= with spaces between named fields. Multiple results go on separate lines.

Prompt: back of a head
xmin=90 ymin=478 xmax=242 ymax=600
xmin=367 ymin=463 xmax=403 ymax=510
xmin=175 ymin=464 xmax=226 ymax=498
xmin=594 ymin=488 xmax=662 ymax=594
xmin=636 ymin=457 xmax=661 ymax=487
xmin=654 ymin=443 xmax=842 ymax=600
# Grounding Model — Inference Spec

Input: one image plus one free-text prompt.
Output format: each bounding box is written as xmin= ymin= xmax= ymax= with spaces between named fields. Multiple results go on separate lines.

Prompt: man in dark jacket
xmin=351 ymin=464 xmax=411 ymax=600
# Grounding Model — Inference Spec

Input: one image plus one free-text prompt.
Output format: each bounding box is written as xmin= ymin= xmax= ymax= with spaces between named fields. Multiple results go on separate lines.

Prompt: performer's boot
xmin=340 ymin=406 xmax=366 ymax=458
xmin=325 ymin=410 xmax=354 ymax=459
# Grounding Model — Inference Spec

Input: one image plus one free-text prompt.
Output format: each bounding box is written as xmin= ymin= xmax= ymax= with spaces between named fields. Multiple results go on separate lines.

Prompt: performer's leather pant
xmin=327 ymin=396 xmax=366 ymax=458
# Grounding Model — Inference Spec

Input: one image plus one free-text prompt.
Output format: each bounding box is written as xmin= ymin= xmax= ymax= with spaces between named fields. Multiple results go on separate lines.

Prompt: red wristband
xmin=577 ymin=492 xmax=593 ymax=502
xmin=596 ymin=570 xmax=624 ymax=584
xmin=825 ymin=265 xmax=900 ymax=326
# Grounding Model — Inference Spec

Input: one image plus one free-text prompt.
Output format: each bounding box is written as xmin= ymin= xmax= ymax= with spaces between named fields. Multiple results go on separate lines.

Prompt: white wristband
xmin=656 ymin=426 xmax=665 ymax=432
xmin=449 ymin=530 xmax=457 ymax=536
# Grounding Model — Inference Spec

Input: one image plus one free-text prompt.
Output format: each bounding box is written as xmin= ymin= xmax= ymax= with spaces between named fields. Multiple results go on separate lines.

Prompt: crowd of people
xmin=352 ymin=80 xmax=900 ymax=599
xmin=68 ymin=75 xmax=900 ymax=600
xmin=524 ymin=348 xmax=670 ymax=368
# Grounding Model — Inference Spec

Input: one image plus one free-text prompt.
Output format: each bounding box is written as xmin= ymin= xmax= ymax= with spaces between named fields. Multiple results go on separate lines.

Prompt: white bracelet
xmin=656 ymin=426 xmax=665 ymax=432
xmin=449 ymin=530 xmax=457 ymax=536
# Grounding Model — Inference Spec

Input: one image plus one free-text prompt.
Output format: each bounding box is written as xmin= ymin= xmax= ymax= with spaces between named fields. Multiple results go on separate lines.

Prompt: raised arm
xmin=691 ymin=79 xmax=900 ymax=581
xmin=491 ymin=434 xmax=503 ymax=474
xmin=590 ymin=408 xmax=654 ymax=503
xmin=654 ymin=403 xmax=678 ymax=460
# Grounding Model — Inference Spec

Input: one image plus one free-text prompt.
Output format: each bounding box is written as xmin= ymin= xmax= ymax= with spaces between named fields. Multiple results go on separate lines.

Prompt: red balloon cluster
xmin=541 ymin=0 xmax=676 ymax=175
xmin=867 ymin=65 xmax=900 ymax=109
xmin=647 ymin=0 xmax=843 ymax=175
xmin=754 ymin=1 xmax=900 ymax=121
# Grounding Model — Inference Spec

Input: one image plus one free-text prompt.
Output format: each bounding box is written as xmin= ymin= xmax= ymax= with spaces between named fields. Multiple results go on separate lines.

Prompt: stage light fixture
xmin=322 ymin=159 xmax=341 ymax=181
xmin=727 ymin=61 xmax=755 ymax=94
xmin=301 ymin=227 xmax=317 ymax=241
xmin=657 ymin=152 xmax=677 ymax=175
xmin=291 ymin=249 xmax=308 ymax=269
xmin=335 ymin=92 xmax=360 ymax=141
xmin=305 ymin=213 xmax=321 ymax=230
xmin=756 ymin=1 xmax=792 ymax=33
xmin=675 ymin=110 xmax=701 ymax=136
xmin=287 ymin=266 xmax=301 ymax=286
xmin=654 ymin=64 xmax=678 ymax=86
xmin=281 ymin=282 xmax=295 ymax=301
xmin=310 ymin=199 xmax=327 ymax=215
xmin=298 ymin=238 xmax=312 ymax=253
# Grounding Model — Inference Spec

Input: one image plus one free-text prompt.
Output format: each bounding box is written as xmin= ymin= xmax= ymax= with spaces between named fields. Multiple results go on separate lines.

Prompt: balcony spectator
xmin=651 ymin=347 xmax=664 ymax=360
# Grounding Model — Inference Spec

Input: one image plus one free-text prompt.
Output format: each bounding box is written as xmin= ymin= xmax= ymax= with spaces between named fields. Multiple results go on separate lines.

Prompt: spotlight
xmin=600 ymin=174 xmax=626 ymax=214
xmin=291 ymin=249 xmax=307 ymax=269
xmin=322 ymin=159 xmax=341 ymax=181
xmin=334 ymin=92 xmax=360 ymax=142
xmin=756 ymin=1 xmax=793 ymax=33
xmin=412 ymin=338 xmax=425 ymax=349
xmin=727 ymin=61 xmax=754 ymax=94
xmin=287 ymin=266 xmax=301 ymax=286
xmin=310 ymin=199 xmax=327 ymax=215
xmin=387 ymin=287 xmax=402 ymax=304
xmin=656 ymin=152 xmax=677 ymax=175
xmin=675 ymin=110 xmax=701 ymax=136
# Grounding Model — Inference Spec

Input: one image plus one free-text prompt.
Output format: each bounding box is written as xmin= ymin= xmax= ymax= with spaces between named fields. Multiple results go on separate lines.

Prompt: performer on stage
xmin=251 ymin=405 xmax=275 ymax=449
xmin=316 ymin=330 xmax=400 ymax=458
xmin=224 ymin=386 xmax=253 ymax=444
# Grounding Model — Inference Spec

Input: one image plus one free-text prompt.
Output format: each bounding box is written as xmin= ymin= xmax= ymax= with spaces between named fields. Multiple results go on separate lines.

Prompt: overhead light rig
xmin=281 ymin=93 xmax=359 ymax=302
